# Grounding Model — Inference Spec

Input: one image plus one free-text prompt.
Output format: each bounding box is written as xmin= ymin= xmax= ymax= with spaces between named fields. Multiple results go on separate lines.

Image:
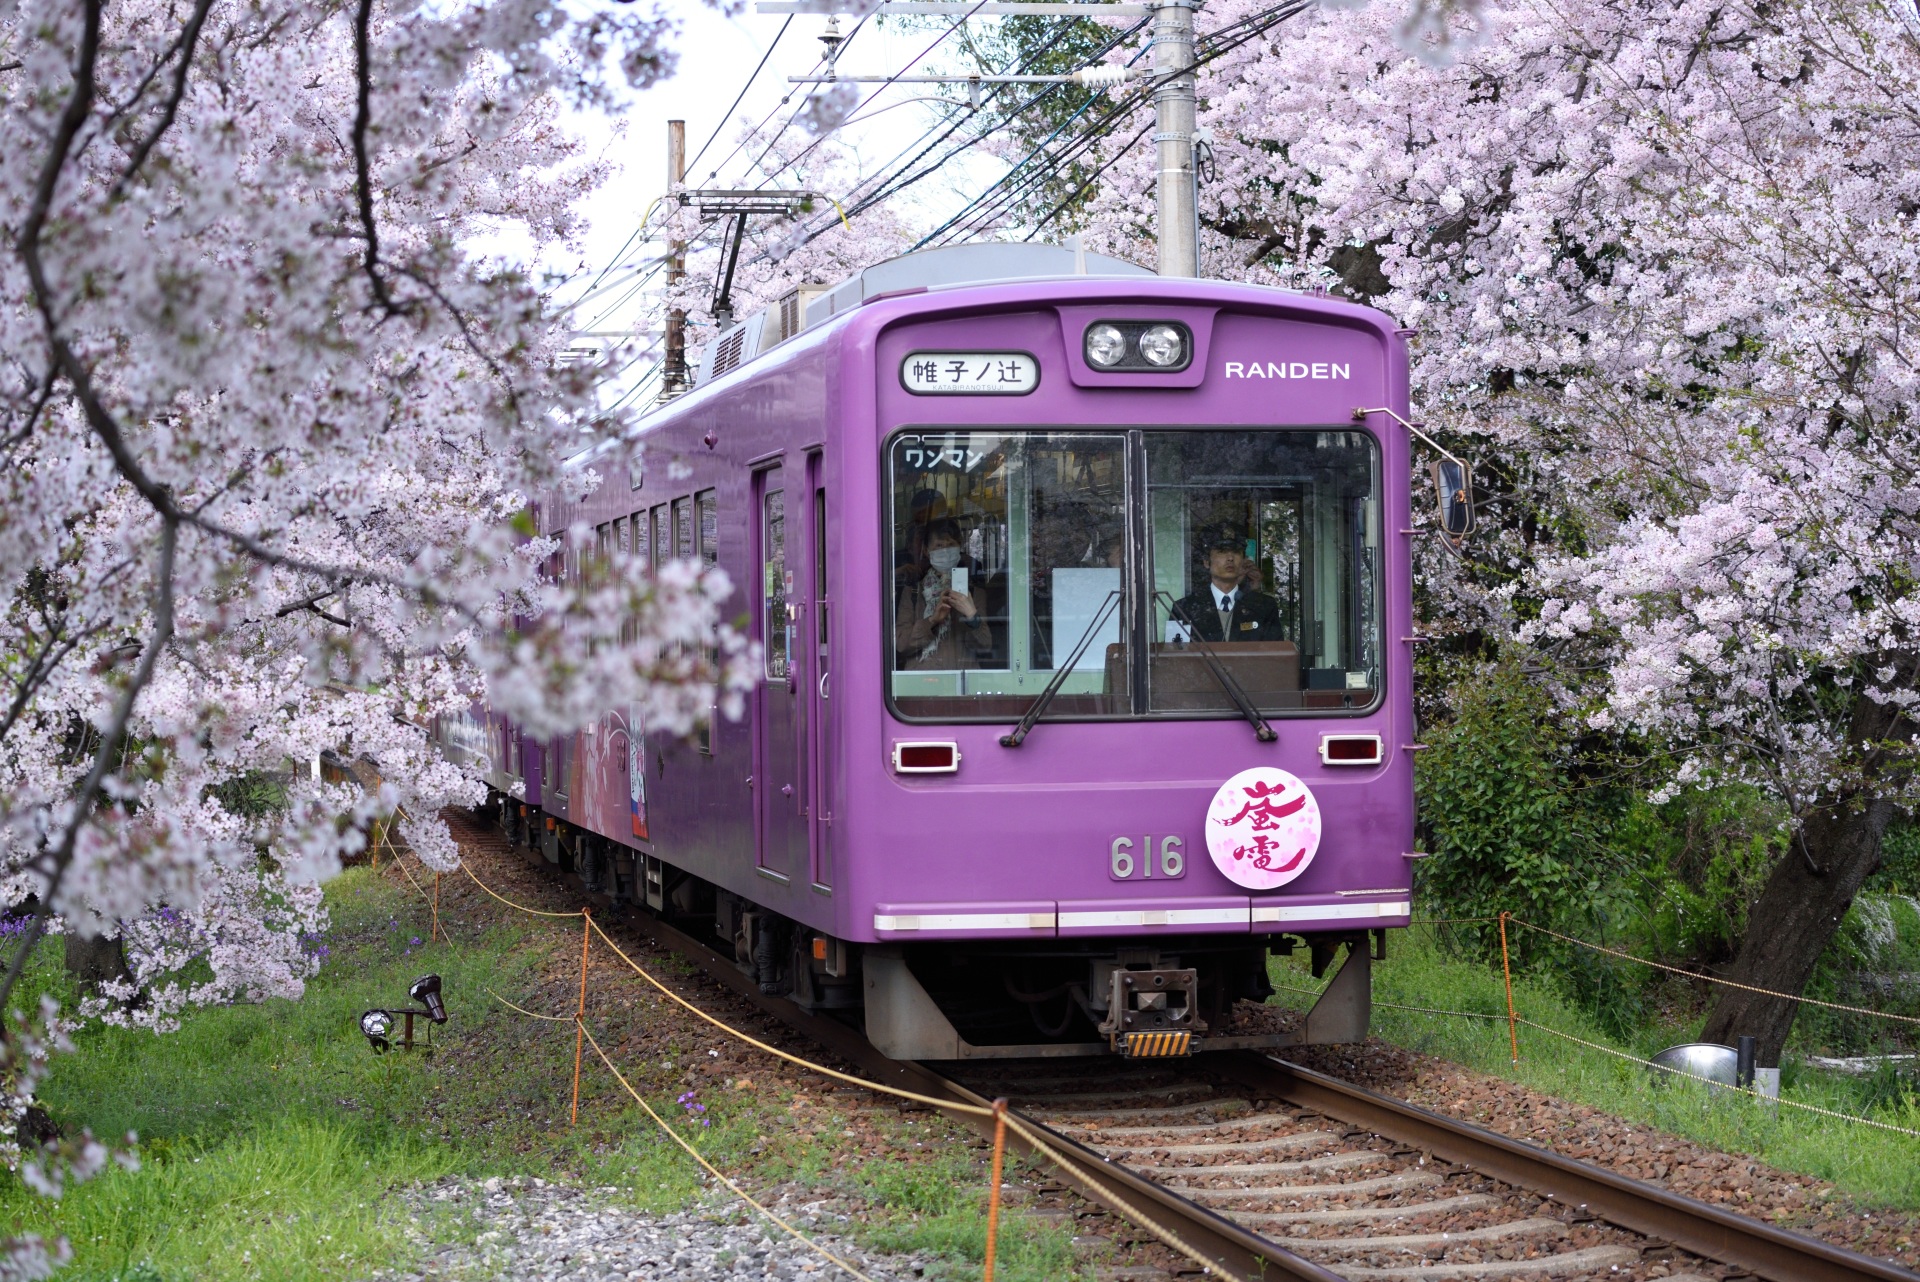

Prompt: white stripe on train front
xmin=873 ymin=912 xmax=1055 ymax=932
xmin=1222 ymin=361 xmax=1352 ymax=380
xmin=1057 ymin=907 xmax=1248 ymax=929
xmin=1252 ymin=900 xmax=1411 ymax=923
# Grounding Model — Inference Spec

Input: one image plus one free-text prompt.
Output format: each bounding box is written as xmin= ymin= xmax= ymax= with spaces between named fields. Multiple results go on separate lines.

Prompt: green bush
xmin=1415 ymin=664 xmax=1601 ymax=944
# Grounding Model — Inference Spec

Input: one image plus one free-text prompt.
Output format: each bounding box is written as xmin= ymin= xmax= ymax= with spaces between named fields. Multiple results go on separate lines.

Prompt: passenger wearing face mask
xmin=895 ymin=518 xmax=991 ymax=670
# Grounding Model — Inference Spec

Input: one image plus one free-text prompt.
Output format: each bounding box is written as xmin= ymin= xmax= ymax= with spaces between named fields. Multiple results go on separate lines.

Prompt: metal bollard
xmin=1736 ymin=1035 xmax=1756 ymax=1090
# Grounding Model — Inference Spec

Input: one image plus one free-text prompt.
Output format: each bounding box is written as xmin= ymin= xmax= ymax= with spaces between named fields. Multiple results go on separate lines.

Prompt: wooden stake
xmin=983 ymin=1098 xmax=1008 ymax=1282
xmin=572 ymin=909 xmax=592 ymax=1125
xmin=431 ymin=872 xmax=441 ymax=942
xmin=1499 ymin=911 xmax=1519 ymax=1064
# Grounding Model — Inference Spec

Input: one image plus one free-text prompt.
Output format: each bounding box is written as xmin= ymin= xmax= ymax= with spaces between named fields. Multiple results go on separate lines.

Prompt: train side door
xmin=807 ymin=453 xmax=834 ymax=890
xmin=754 ymin=464 xmax=808 ymax=880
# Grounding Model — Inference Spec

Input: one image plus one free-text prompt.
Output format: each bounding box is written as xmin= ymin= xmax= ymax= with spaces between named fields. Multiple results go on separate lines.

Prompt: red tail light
xmin=1320 ymin=735 xmax=1383 ymax=765
xmin=892 ymin=741 xmax=961 ymax=773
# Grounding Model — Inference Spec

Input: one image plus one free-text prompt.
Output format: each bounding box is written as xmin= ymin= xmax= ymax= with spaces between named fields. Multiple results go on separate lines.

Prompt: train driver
xmin=895 ymin=518 xmax=992 ymax=670
xmin=1169 ymin=535 xmax=1283 ymax=643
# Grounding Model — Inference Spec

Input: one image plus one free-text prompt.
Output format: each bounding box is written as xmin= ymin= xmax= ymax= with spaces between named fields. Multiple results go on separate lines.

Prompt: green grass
xmin=1271 ymin=925 xmax=1920 ymax=1210
xmin=853 ymin=1149 xmax=1089 ymax=1281
xmin=0 ymin=868 xmax=1084 ymax=1281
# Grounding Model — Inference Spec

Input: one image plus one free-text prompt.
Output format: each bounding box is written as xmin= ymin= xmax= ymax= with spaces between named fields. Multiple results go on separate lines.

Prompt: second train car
xmin=446 ymin=242 xmax=1435 ymax=1059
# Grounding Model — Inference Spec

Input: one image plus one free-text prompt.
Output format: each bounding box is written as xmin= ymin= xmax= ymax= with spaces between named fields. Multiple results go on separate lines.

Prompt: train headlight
xmin=1138 ymin=324 xmax=1186 ymax=367
xmin=1084 ymin=324 xmax=1127 ymax=368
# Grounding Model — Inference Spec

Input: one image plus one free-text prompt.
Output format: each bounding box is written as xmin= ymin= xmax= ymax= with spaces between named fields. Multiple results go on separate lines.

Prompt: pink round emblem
xmin=1205 ymin=767 xmax=1322 ymax=890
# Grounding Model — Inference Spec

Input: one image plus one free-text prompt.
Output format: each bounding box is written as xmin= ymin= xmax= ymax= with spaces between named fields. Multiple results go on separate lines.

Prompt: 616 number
xmin=1110 ymin=835 xmax=1185 ymax=881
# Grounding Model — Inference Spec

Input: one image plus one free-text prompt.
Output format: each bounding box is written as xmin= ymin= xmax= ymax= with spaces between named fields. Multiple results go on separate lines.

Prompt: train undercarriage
xmin=488 ymin=792 xmax=1376 ymax=1060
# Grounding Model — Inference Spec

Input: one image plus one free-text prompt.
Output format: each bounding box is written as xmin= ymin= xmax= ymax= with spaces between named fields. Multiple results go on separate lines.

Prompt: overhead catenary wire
xmin=565 ymin=16 xmax=805 ymax=315
xmin=903 ymin=0 xmax=1314 ymax=250
xmin=729 ymin=10 xmax=1153 ymax=277
xmin=688 ymin=16 xmax=795 ymax=179
xmin=572 ymin=0 xmax=1313 ymax=355
xmin=956 ymin=0 xmax=1314 ymax=245
xmin=757 ymin=2 xmax=991 ymax=192
xmin=843 ymin=13 xmax=1152 ymax=224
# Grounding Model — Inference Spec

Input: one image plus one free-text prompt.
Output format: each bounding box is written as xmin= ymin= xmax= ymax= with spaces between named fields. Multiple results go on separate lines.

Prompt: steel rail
xmin=621 ymin=910 xmax=1339 ymax=1281
xmin=1213 ymin=1053 xmax=1919 ymax=1282
xmin=493 ymin=833 xmax=1916 ymax=1282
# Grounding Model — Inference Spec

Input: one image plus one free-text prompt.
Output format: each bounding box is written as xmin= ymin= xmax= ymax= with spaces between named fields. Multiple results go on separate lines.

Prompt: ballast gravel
xmin=378 ymin=1176 xmax=930 ymax=1282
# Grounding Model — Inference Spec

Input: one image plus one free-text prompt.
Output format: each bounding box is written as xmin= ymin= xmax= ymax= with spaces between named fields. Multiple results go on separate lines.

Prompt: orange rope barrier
xmin=576 ymin=1022 xmax=882 ymax=1282
xmin=582 ymin=914 xmax=993 ymax=1118
xmin=486 ymin=988 xmax=574 ymax=1022
xmin=459 ymin=860 xmax=586 ymax=918
xmin=572 ymin=909 xmax=591 ymax=1126
xmin=999 ymin=1112 xmax=1221 ymax=1277
xmin=1514 ymin=1018 xmax=1920 ymax=1140
xmin=984 ymin=1100 xmax=1008 ymax=1282
xmin=1508 ymin=916 xmax=1920 ymax=1027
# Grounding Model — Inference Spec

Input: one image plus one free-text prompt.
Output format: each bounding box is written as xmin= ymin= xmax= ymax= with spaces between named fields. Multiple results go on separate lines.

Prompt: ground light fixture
xmin=360 ymin=973 xmax=449 ymax=1054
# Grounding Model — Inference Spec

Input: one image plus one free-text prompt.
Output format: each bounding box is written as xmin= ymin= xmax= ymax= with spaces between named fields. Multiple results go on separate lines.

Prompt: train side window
xmin=633 ymin=509 xmax=650 ymax=568
xmin=652 ymin=505 xmax=669 ymax=571
xmin=762 ymin=481 xmax=788 ymax=681
xmin=698 ymin=490 xmax=717 ymax=566
xmin=673 ymin=497 xmax=693 ymax=561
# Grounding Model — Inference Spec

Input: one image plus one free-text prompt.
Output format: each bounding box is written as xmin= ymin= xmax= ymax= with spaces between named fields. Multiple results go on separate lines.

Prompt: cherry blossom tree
xmin=0 ymin=0 xmax=750 ymax=1233
xmin=1066 ymin=0 xmax=1920 ymax=1059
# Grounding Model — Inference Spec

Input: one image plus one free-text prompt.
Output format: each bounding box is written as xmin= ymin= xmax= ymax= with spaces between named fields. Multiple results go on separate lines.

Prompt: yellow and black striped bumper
xmin=1118 ymin=1030 xmax=1194 ymax=1058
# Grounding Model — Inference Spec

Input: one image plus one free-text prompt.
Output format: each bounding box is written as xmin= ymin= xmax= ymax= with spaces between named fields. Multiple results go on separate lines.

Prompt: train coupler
xmin=1098 ymin=965 xmax=1205 ymax=1051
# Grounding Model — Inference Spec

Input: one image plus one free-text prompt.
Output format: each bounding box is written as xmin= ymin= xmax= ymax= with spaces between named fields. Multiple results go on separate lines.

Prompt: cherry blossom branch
xmin=108 ymin=0 xmax=217 ymax=201
xmin=0 ymin=518 xmax=178 ymax=1030
xmin=351 ymin=0 xmax=406 ymax=316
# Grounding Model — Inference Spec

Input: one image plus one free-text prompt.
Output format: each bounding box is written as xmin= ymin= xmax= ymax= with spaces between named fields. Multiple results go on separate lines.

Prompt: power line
xmin=727 ymin=11 xmax=1151 ymax=274
xmin=839 ymin=13 xmax=1150 ymax=221
xmin=759 ymin=2 xmax=990 ymax=190
xmin=601 ymin=0 xmax=1311 ymax=341
xmin=925 ymin=0 xmax=1313 ymax=246
xmin=688 ymin=17 xmax=794 ymax=178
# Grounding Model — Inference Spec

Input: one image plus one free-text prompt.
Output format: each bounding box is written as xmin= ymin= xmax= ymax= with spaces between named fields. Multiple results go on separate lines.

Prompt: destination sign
xmin=901 ymin=352 xmax=1039 ymax=395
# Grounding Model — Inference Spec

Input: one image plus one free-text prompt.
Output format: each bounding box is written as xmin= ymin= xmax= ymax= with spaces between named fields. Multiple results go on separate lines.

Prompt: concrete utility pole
xmin=1151 ymin=0 xmax=1198 ymax=278
xmin=661 ymin=119 xmax=689 ymax=400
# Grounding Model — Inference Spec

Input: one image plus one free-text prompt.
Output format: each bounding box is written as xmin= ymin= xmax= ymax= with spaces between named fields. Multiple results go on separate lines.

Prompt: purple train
xmin=443 ymin=243 xmax=1437 ymax=1059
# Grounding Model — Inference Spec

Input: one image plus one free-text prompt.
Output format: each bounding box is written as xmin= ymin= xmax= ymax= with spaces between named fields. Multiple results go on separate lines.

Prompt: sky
xmin=549 ymin=2 xmax=1018 ymax=362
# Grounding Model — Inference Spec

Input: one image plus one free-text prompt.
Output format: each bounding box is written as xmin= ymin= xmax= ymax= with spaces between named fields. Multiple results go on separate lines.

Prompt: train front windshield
xmin=887 ymin=429 xmax=1381 ymax=722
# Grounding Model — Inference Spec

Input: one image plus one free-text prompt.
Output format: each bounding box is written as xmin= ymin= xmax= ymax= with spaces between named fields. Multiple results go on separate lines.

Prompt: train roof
xmin=693 ymin=242 xmax=1155 ymax=386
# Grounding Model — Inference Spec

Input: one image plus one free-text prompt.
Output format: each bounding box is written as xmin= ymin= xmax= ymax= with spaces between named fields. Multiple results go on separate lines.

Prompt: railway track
xmin=609 ymin=906 xmax=1917 ymax=1282
xmin=452 ymin=816 xmax=1919 ymax=1282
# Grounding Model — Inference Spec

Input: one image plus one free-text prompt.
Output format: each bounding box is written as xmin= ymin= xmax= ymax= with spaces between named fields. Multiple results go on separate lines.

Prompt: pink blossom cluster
xmin=1069 ymin=0 xmax=1920 ymax=803
xmin=0 ymin=0 xmax=749 ymax=1091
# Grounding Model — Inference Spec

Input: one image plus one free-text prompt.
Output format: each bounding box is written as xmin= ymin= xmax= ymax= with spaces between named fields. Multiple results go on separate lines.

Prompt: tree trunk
xmin=1697 ymin=797 xmax=1891 ymax=1065
xmin=1700 ymin=684 xmax=1914 ymax=1065
xmin=64 ymin=932 xmax=132 ymax=994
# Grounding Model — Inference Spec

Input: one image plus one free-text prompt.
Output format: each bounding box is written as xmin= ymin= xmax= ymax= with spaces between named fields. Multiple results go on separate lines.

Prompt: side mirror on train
xmin=1429 ymin=458 xmax=1474 ymax=544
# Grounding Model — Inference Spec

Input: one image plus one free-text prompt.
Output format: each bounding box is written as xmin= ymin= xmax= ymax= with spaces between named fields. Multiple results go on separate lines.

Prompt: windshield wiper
xmin=1157 ymin=591 xmax=1278 ymax=743
xmin=1000 ymin=590 xmax=1121 ymax=748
